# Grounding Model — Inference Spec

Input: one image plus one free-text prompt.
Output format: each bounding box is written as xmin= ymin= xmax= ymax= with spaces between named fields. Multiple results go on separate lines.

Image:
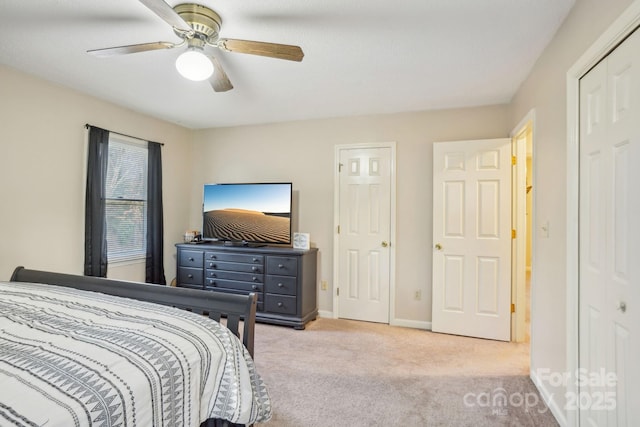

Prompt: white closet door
xmin=337 ymin=146 xmax=392 ymax=323
xmin=579 ymin=28 xmax=639 ymax=426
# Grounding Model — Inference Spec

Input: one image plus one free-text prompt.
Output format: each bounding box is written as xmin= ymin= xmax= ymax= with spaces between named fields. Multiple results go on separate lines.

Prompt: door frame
xmin=566 ymin=4 xmax=640 ymax=427
xmin=510 ymin=110 xmax=536 ymax=344
xmin=333 ymin=142 xmax=397 ymax=323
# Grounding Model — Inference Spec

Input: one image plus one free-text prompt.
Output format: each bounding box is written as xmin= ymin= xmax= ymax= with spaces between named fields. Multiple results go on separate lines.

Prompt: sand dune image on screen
xmin=204 ymin=209 xmax=290 ymax=243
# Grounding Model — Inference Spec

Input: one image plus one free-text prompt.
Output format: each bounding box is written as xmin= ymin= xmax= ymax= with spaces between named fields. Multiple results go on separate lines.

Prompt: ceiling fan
xmin=87 ymin=0 xmax=304 ymax=92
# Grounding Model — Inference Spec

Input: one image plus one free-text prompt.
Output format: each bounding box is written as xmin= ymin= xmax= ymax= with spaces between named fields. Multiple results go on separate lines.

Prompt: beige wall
xmin=0 ymin=61 xmax=509 ymax=323
xmin=508 ymin=0 xmax=634 ymax=421
xmin=0 ymin=65 xmax=193 ymax=282
xmin=189 ymin=107 xmax=510 ymax=323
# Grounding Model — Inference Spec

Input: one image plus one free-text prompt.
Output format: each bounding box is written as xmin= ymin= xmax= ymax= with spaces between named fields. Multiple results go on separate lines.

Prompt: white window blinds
xmin=105 ymin=138 xmax=148 ymax=262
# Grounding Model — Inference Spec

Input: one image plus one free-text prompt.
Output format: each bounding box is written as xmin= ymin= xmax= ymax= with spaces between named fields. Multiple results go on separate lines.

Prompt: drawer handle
xmin=278 ymin=264 xmax=284 ymax=268
xmin=209 ymin=255 xmax=217 ymax=259
xmin=187 ymin=274 xmax=193 ymax=279
xmin=210 ymin=263 xmax=217 ymax=269
xmin=253 ymin=258 xmax=259 ymax=262
xmin=277 ymin=302 xmax=283 ymax=307
xmin=252 ymin=266 xmax=258 ymax=271
xmin=252 ymin=285 xmax=258 ymax=290
xmin=188 ymin=257 xmax=194 ymax=262
xmin=277 ymin=283 xmax=283 ymax=287
xmin=252 ymin=277 xmax=258 ymax=282
xmin=211 ymin=281 xmax=217 ymax=287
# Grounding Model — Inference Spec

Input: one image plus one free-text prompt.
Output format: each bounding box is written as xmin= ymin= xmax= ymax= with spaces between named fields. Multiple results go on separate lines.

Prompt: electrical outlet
xmin=321 ymin=280 xmax=328 ymax=291
xmin=414 ymin=290 xmax=422 ymax=301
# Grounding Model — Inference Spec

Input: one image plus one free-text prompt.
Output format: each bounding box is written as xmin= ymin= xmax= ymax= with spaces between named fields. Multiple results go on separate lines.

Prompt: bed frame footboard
xmin=10 ymin=266 xmax=257 ymax=357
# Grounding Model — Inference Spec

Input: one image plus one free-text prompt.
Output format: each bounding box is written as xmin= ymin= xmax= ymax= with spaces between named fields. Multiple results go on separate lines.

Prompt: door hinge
xmin=337 ymin=225 xmax=341 ymax=234
xmin=511 ymin=303 xmax=515 ymax=313
xmin=338 ymin=163 xmax=344 ymax=172
xmin=512 ymin=229 xmax=516 ymax=239
xmin=512 ymin=156 xmax=517 ymax=165
xmin=337 ymin=288 xmax=340 ymax=296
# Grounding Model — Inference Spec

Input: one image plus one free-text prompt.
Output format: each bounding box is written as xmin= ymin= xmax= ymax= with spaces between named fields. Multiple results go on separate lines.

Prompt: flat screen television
xmin=202 ymin=182 xmax=292 ymax=246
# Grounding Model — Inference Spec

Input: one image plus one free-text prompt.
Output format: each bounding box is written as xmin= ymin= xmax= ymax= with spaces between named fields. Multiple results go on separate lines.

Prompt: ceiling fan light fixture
xmin=175 ymin=48 xmax=213 ymax=81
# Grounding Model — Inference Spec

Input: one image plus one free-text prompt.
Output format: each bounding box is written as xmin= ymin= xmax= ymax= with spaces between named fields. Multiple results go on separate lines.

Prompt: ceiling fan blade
xmin=138 ymin=0 xmax=192 ymax=32
xmin=208 ymin=55 xmax=233 ymax=92
xmin=217 ymin=39 xmax=304 ymax=62
xmin=87 ymin=41 xmax=175 ymax=57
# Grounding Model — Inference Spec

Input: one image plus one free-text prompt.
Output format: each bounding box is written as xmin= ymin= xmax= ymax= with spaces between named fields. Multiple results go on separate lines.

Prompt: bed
xmin=1 ymin=266 xmax=272 ymax=427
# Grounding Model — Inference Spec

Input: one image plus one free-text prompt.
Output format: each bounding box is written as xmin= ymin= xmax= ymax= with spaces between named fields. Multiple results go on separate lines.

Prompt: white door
xmin=336 ymin=145 xmax=393 ymax=323
xmin=579 ymin=28 xmax=639 ymax=426
xmin=432 ymin=138 xmax=512 ymax=341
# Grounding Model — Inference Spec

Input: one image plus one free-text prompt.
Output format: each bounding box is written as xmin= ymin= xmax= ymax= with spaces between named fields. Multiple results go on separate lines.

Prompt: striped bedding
xmin=0 ymin=281 xmax=271 ymax=427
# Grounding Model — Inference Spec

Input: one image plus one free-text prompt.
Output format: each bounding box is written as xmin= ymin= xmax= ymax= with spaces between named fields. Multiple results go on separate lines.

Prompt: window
xmin=105 ymin=137 xmax=148 ymax=262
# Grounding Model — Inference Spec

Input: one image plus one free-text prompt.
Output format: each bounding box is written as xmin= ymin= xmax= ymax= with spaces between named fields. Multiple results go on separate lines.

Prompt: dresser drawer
xmin=265 ymin=275 xmax=297 ymax=295
xmin=206 ymin=279 xmax=263 ymax=295
xmin=264 ymin=294 xmax=297 ymax=315
xmin=266 ymin=256 xmax=298 ymax=276
xmin=206 ymin=269 xmax=263 ymax=283
xmin=178 ymin=267 xmax=203 ymax=286
xmin=205 ymin=286 xmax=263 ymax=304
xmin=205 ymin=252 xmax=263 ymax=264
xmin=179 ymin=250 xmax=203 ymax=268
xmin=207 ymin=260 xmax=263 ymax=273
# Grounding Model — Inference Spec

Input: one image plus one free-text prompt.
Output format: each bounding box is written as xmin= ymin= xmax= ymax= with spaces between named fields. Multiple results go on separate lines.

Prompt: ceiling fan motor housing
xmin=173 ymin=3 xmax=222 ymax=43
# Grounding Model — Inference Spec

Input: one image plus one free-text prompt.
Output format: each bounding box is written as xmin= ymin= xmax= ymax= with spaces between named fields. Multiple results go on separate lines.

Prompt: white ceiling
xmin=0 ymin=0 xmax=575 ymax=129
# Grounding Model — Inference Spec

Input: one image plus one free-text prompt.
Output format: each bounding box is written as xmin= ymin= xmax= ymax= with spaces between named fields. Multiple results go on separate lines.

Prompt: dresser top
xmin=176 ymin=242 xmax=317 ymax=255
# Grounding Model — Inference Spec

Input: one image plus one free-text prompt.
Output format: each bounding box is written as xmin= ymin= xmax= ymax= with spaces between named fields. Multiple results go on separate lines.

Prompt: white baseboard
xmin=316 ymin=312 xmax=431 ymax=331
xmin=317 ymin=310 xmax=334 ymax=319
xmin=391 ymin=318 xmax=432 ymax=330
xmin=530 ymin=367 xmax=567 ymax=427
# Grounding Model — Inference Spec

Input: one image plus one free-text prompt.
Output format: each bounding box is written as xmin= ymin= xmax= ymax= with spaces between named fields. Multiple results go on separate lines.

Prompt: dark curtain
xmin=146 ymin=141 xmax=166 ymax=285
xmin=84 ymin=126 xmax=109 ymax=277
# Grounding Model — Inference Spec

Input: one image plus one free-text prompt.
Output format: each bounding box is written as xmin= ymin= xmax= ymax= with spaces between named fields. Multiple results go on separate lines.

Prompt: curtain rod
xmin=84 ymin=124 xmax=164 ymax=146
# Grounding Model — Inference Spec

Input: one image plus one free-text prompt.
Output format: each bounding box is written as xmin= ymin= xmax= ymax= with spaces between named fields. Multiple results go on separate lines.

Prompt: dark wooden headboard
xmin=10 ymin=266 xmax=257 ymax=357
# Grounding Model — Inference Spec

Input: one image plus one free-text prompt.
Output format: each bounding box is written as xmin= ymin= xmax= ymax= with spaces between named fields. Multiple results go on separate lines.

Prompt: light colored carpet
xmin=253 ymin=318 xmax=558 ymax=427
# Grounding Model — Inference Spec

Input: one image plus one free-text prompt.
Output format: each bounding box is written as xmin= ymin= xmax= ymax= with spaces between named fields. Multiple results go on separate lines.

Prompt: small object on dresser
xmin=293 ymin=232 xmax=310 ymax=250
xmin=184 ymin=230 xmax=200 ymax=243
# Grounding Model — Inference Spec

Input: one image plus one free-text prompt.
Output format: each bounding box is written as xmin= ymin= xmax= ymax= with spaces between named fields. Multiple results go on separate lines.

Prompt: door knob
xmin=381 ymin=241 xmax=389 ymax=247
xmin=618 ymin=302 xmax=627 ymax=313
xmin=435 ymin=243 xmax=442 ymax=250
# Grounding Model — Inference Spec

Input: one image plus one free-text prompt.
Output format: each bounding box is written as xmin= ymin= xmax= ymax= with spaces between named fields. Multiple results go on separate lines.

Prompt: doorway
xmin=512 ymin=116 xmax=534 ymax=343
xmin=333 ymin=142 xmax=396 ymax=324
xmin=430 ymin=131 xmax=533 ymax=343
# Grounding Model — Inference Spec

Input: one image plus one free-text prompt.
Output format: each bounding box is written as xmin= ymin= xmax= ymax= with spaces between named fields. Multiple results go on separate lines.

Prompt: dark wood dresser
xmin=175 ymin=243 xmax=318 ymax=329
